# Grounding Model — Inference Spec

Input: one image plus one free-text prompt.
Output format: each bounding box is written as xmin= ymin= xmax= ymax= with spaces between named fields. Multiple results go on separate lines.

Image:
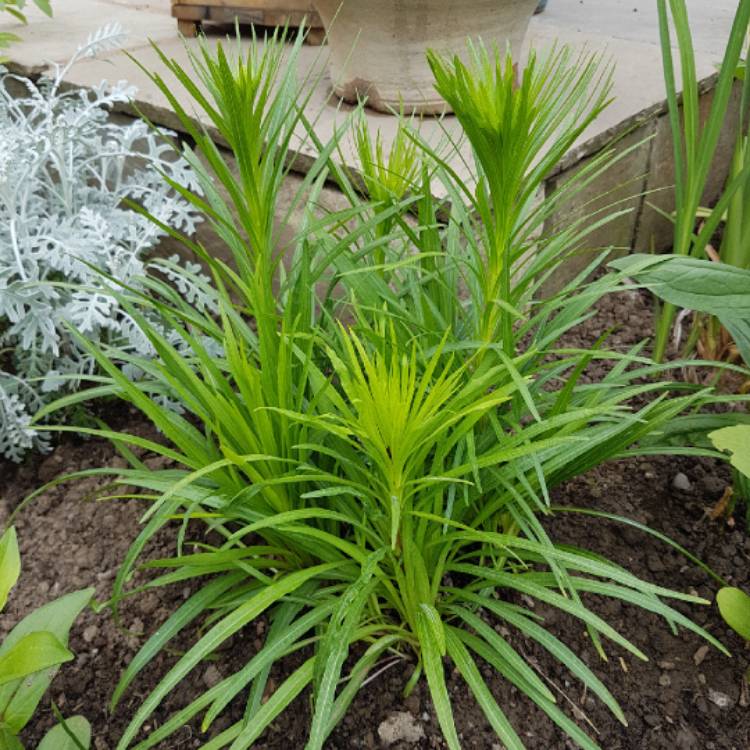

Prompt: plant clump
xmin=32 ymin=22 xmax=750 ymax=750
xmin=0 ymin=24 xmax=206 ymax=461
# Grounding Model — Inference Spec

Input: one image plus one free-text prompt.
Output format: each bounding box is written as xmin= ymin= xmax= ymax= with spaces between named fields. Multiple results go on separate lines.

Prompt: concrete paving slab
xmin=534 ymin=0 xmax=737 ymax=54
xmin=1 ymin=0 xmax=176 ymax=74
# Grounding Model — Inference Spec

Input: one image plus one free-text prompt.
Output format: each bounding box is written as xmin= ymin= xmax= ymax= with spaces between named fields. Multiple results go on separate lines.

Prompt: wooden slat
xmin=171 ymin=2 xmax=322 ymax=29
xmin=171 ymin=5 xmax=206 ymax=20
xmin=173 ymin=0 xmax=315 ymax=10
xmin=207 ymin=6 xmax=316 ymax=25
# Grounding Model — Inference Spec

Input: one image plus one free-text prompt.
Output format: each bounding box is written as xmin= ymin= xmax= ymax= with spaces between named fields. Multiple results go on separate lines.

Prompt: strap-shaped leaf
xmin=449 ymin=605 xmax=554 ymax=703
xmin=416 ymin=607 xmax=460 ymax=750
xmin=446 ymin=628 xmax=525 ymax=750
xmin=307 ymin=548 xmax=386 ymax=750
xmin=227 ymin=658 xmax=315 ymax=750
xmin=459 ymin=592 xmax=626 ymax=725
xmin=111 ymin=571 xmax=245 ymax=709
xmin=116 ymin=563 xmax=338 ymax=750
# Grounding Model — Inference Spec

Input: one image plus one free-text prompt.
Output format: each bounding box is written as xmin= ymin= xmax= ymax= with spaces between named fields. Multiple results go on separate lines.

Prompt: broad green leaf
xmin=0 ymin=527 xmax=20 ymax=612
xmin=725 ymin=318 xmax=750 ymax=368
xmin=38 ymin=716 xmax=91 ymax=750
xmin=717 ymin=587 xmax=750 ymax=641
xmin=610 ymin=254 xmax=750 ymax=363
xmin=0 ymin=587 xmax=93 ymax=733
xmin=710 ymin=425 xmax=750 ymax=479
xmin=0 ymin=727 xmax=23 ymax=750
xmin=0 ymin=632 xmax=72 ymax=687
xmin=610 ymin=255 xmax=750 ymax=318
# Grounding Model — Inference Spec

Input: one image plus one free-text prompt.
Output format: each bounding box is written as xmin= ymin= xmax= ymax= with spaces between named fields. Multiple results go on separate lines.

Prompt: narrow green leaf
xmin=446 ymin=628 xmax=525 ymax=750
xmin=116 ymin=564 xmax=338 ymax=750
xmin=111 ymin=572 xmax=245 ymax=708
xmin=228 ymin=658 xmax=315 ymax=750
xmin=307 ymin=549 xmax=386 ymax=750
xmin=416 ymin=608 xmax=460 ymax=750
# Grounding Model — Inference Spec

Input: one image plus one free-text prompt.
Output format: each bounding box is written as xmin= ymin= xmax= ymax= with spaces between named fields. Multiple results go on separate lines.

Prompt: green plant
xmin=710 ymin=419 xmax=750 ymax=522
xmin=0 ymin=0 xmax=52 ymax=61
xmin=652 ymin=0 xmax=750 ymax=362
xmin=0 ymin=26 xmax=204 ymax=461
xmin=610 ymin=254 xmax=750 ymax=366
xmin=716 ymin=587 xmax=750 ymax=642
xmin=36 ymin=31 xmax=744 ymax=750
xmin=0 ymin=526 xmax=93 ymax=748
xmin=719 ymin=51 xmax=750 ymax=272
xmin=614 ymin=253 xmax=750 ymax=513
xmin=710 ymin=425 xmax=750 ymax=644
xmin=689 ymin=46 xmax=750 ymax=364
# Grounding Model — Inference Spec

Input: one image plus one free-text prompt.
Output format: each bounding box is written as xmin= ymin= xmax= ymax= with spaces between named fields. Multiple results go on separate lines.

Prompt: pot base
xmin=333 ymin=79 xmax=450 ymax=116
xmin=333 ymin=63 xmax=520 ymax=116
xmin=315 ymin=0 xmax=536 ymax=117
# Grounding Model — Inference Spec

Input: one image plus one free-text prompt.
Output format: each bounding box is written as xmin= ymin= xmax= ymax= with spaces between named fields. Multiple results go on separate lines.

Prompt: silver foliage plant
xmin=0 ymin=24 xmax=206 ymax=461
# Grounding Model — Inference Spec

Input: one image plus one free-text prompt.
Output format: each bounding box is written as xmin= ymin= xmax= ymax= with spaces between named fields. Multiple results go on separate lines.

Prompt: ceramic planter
xmin=313 ymin=0 xmax=538 ymax=114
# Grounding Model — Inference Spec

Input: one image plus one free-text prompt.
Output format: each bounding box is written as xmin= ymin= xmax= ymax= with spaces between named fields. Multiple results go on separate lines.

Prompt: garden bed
xmin=2 ymin=284 xmax=748 ymax=750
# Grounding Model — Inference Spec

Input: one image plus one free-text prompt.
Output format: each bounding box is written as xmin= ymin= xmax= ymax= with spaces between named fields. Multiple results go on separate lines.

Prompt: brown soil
xmin=1 ymin=286 xmax=749 ymax=750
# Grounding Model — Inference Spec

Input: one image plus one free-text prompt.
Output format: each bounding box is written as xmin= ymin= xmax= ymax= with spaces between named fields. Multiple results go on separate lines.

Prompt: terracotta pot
xmin=313 ymin=0 xmax=538 ymax=114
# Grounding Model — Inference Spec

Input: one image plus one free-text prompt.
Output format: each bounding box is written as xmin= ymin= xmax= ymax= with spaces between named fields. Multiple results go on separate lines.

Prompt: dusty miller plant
xmin=0 ymin=24 xmax=206 ymax=461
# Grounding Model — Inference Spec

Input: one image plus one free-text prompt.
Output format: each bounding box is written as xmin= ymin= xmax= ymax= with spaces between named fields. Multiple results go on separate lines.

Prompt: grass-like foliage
xmin=38 ymin=31 xmax=742 ymax=750
xmin=652 ymin=0 xmax=750 ymax=361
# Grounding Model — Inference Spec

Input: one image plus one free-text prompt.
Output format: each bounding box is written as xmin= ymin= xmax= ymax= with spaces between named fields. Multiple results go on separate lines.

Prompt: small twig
xmin=708 ymin=486 xmax=734 ymax=521
xmin=519 ymin=648 xmax=600 ymax=735
xmin=361 ymin=655 xmax=405 ymax=688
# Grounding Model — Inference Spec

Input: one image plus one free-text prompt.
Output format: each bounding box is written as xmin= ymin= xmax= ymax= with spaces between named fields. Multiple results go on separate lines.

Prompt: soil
xmin=1 ymin=286 xmax=749 ymax=750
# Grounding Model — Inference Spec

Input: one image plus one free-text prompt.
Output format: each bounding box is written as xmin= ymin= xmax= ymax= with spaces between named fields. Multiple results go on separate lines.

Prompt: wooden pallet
xmin=171 ymin=0 xmax=324 ymax=44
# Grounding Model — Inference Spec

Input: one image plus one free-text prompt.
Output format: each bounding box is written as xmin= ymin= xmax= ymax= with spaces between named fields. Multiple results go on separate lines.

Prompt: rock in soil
xmin=377 ymin=712 xmax=425 ymax=746
xmin=672 ymin=472 xmax=693 ymax=492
